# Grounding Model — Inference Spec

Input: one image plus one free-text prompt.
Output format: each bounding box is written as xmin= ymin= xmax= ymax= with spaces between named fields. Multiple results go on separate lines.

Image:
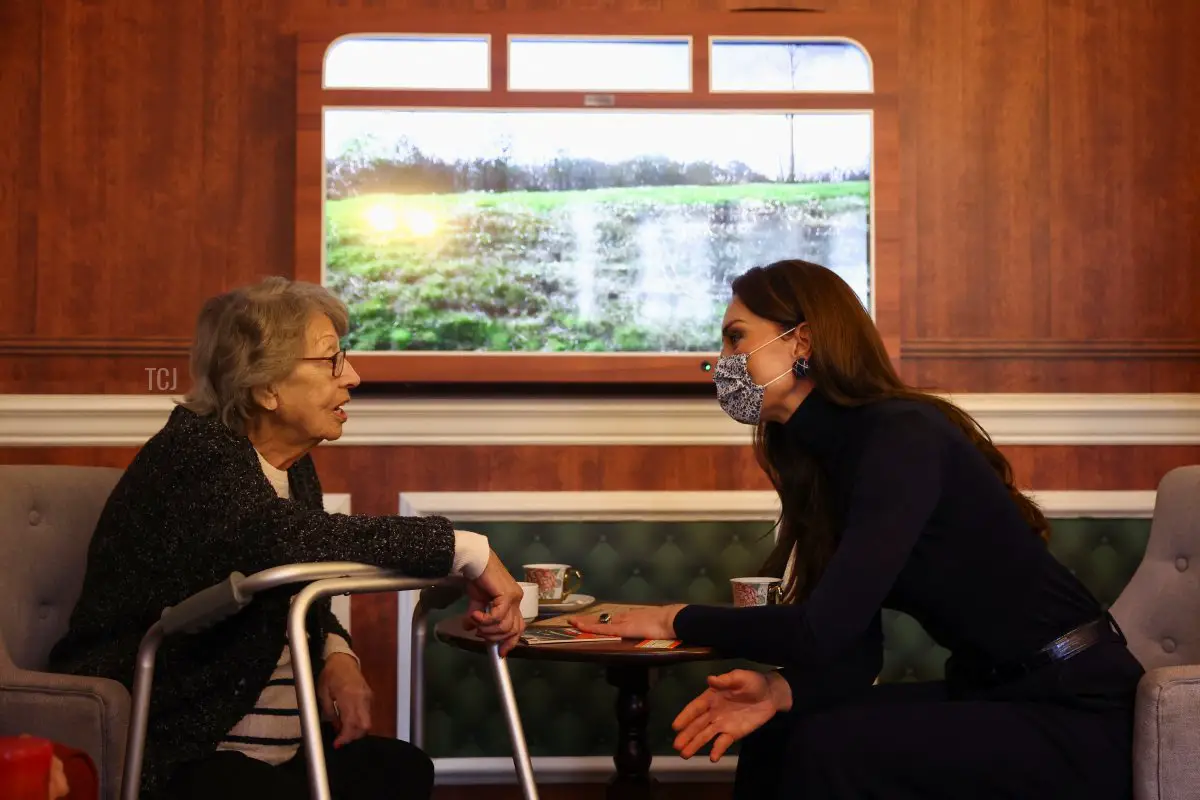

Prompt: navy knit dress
xmin=672 ymin=390 xmax=1143 ymax=800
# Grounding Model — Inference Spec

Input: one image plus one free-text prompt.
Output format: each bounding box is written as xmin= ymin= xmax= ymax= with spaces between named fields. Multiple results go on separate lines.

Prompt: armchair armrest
xmin=0 ymin=666 xmax=129 ymax=800
xmin=1133 ymin=664 xmax=1200 ymax=800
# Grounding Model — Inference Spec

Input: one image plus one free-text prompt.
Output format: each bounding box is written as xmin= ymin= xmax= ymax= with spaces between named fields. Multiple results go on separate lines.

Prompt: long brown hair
xmin=733 ymin=260 xmax=1049 ymax=604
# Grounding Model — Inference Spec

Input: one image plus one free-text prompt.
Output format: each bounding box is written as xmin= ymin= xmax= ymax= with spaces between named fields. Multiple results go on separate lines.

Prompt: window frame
xmin=296 ymin=11 xmax=899 ymax=386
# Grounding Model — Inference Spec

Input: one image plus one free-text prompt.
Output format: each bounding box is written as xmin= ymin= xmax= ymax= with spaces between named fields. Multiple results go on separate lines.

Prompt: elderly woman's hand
xmin=463 ymin=551 xmax=526 ymax=656
xmin=318 ymin=653 xmax=373 ymax=749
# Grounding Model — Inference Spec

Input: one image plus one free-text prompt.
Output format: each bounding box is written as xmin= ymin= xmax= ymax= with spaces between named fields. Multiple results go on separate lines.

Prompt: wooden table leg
xmin=606 ymin=664 xmax=656 ymax=800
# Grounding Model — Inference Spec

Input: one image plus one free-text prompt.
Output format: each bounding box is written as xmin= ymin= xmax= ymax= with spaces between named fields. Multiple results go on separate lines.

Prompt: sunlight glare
xmin=403 ymin=208 xmax=439 ymax=237
xmin=362 ymin=203 xmax=440 ymax=238
xmin=364 ymin=203 xmax=399 ymax=233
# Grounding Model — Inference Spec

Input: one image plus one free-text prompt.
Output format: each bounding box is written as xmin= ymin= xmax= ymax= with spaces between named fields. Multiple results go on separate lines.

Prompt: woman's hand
xmin=569 ymin=604 xmax=686 ymax=641
xmin=464 ymin=551 xmax=526 ymax=656
xmin=671 ymin=669 xmax=793 ymax=762
xmin=318 ymin=653 xmax=373 ymax=749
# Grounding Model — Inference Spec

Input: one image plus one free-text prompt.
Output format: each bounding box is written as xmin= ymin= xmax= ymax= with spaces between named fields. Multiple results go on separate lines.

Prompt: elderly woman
xmin=49 ymin=278 xmax=526 ymax=800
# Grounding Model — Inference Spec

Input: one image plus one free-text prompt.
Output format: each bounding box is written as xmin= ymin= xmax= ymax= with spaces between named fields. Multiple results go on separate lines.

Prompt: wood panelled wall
xmin=898 ymin=0 xmax=1199 ymax=392
xmin=1 ymin=0 xmax=1198 ymax=392
xmin=2 ymin=0 xmax=1198 ymax=755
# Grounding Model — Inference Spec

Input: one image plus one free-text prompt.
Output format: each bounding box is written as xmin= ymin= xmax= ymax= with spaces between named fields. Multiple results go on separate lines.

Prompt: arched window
xmin=298 ymin=15 xmax=895 ymax=384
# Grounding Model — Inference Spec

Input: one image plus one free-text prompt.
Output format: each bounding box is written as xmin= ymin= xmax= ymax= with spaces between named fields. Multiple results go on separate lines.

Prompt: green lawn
xmin=326 ymin=180 xmax=869 ymax=228
xmin=322 ymin=180 xmax=869 ymax=352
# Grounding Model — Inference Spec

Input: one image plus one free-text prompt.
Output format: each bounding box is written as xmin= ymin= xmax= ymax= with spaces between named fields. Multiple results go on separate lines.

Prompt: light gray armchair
xmin=0 ymin=465 xmax=130 ymax=800
xmin=1110 ymin=465 xmax=1200 ymax=800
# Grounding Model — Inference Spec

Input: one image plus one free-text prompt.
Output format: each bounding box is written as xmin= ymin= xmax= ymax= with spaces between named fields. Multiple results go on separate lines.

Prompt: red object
xmin=0 ymin=735 xmax=52 ymax=800
xmin=0 ymin=737 xmax=98 ymax=800
xmin=53 ymin=743 xmax=98 ymax=800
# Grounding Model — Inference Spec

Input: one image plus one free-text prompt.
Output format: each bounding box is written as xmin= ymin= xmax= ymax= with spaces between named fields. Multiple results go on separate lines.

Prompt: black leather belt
xmin=985 ymin=611 xmax=1126 ymax=685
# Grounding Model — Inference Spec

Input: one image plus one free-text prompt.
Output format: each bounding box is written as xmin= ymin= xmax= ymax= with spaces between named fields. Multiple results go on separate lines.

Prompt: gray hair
xmin=180 ymin=277 xmax=349 ymax=435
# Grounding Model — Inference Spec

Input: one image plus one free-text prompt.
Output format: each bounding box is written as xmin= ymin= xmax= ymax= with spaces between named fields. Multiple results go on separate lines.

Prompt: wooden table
xmin=435 ymin=615 xmax=723 ymax=799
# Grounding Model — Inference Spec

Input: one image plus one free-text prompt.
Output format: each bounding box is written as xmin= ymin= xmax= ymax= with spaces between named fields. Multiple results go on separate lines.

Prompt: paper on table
xmin=520 ymin=627 xmax=621 ymax=645
xmin=636 ymin=639 xmax=681 ymax=649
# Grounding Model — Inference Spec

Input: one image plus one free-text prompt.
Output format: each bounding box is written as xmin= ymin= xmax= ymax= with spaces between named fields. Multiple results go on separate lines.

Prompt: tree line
xmin=326 ymin=138 xmax=867 ymax=199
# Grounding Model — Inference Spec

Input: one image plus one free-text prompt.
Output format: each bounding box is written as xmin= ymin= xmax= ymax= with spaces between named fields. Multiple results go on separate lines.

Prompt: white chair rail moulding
xmin=395 ymin=488 xmax=1156 ymax=784
xmin=0 ymin=394 xmax=1197 ymax=447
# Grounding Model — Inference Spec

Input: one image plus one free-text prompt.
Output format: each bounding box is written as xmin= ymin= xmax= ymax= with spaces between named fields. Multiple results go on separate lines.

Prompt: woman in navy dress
xmin=572 ymin=259 xmax=1142 ymax=799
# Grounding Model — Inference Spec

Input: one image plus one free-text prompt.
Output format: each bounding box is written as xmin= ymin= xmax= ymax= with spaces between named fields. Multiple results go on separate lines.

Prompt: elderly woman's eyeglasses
xmin=300 ymin=349 xmax=346 ymax=378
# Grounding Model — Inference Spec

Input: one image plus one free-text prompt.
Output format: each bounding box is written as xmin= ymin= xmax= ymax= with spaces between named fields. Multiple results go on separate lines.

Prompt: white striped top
xmin=217 ymin=449 xmax=491 ymax=765
xmin=214 ymin=451 xmax=359 ymax=765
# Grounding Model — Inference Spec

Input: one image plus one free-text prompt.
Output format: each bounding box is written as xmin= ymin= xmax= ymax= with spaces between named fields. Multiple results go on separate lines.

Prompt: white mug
xmin=517 ymin=582 xmax=540 ymax=621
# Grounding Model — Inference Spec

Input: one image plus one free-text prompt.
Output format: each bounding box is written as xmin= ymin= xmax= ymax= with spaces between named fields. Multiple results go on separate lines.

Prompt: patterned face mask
xmin=713 ymin=327 xmax=798 ymax=425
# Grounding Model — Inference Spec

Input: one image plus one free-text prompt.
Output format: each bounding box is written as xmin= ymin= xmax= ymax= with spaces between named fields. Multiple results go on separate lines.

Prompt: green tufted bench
xmin=421 ymin=517 xmax=1150 ymax=758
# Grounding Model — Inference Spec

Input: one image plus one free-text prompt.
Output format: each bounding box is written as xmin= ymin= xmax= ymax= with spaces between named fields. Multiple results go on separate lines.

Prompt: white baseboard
xmin=1 ymin=393 xmax=1197 ymax=446
xmin=433 ymin=755 xmax=737 ymax=784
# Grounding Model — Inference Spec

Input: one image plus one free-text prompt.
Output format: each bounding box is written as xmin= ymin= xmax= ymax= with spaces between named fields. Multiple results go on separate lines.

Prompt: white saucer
xmin=537 ymin=593 xmax=596 ymax=613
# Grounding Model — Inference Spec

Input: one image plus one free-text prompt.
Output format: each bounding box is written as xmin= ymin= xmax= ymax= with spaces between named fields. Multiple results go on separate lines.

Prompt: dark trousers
xmin=733 ymin=678 xmax=1135 ymax=800
xmin=166 ymin=724 xmax=434 ymax=800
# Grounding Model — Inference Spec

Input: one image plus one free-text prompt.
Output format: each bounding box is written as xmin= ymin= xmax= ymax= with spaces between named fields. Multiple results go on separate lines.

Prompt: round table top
xmin=434 ymin=615 xmax=722 ymax=667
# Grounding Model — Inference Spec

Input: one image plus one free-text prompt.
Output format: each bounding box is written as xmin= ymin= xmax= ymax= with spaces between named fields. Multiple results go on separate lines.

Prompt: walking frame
xmin=119 ymin=563 xmax=539 ymax=800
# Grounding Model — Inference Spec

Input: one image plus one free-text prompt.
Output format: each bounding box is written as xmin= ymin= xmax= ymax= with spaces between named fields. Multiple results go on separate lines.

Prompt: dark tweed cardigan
xmin=48 ymin=405 xmax=455 ymax=797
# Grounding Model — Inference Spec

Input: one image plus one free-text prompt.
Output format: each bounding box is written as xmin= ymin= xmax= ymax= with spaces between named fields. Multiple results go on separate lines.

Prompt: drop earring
xmin=792 ymin=357 xmax=811 ymax=378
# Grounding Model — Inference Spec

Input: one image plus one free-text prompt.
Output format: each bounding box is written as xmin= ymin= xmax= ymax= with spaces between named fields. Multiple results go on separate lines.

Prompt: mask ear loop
xmin=746 ymin=325 xmax=799 ymax=358
xmin=748 ymin=326 xmax=807 ymax=388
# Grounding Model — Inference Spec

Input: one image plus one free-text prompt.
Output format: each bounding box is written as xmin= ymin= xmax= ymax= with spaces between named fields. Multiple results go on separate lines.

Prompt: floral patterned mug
xmin=523 ymin=563 xmax=583 ymax=601
xmin=731 ymin=577 xmax=782 ymax=607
